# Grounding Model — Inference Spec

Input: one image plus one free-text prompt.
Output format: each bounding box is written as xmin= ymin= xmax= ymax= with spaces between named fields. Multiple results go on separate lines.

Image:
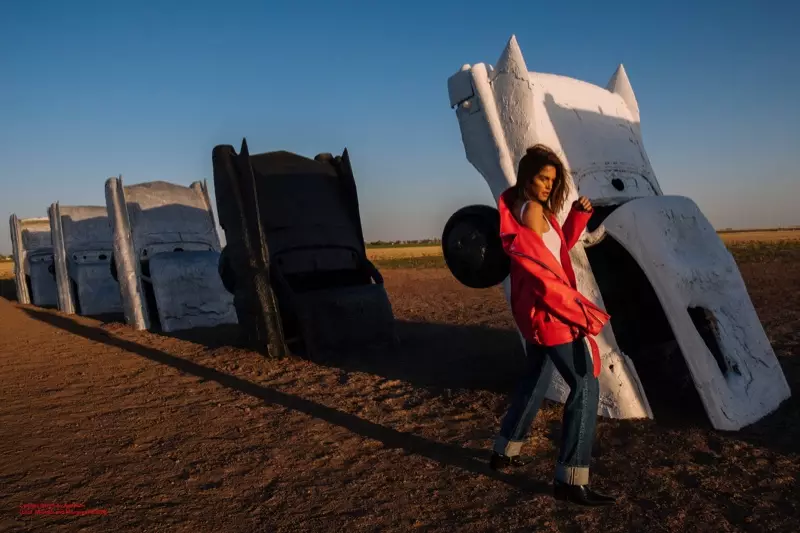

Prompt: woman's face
xmin=526 ymin=164 xmax=557 ymax=203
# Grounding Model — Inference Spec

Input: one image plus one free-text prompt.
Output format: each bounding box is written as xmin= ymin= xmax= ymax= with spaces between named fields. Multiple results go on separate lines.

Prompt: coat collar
xmin=498 ymin=187 xmax=570 ymax=284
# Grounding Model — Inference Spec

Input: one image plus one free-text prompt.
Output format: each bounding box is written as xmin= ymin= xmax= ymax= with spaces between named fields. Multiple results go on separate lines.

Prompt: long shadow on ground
xmin=0 ymin=279 xmax=18 ymax=302
xmin=161 ymin=319 xmax=727 ymax=432
xmin=162 ymin=319 xmax=527 ymax=396
xmin=20 ymin=303 xmax=800 ymax=460
xmin=21 ymin=307 xmax=552 ymax=496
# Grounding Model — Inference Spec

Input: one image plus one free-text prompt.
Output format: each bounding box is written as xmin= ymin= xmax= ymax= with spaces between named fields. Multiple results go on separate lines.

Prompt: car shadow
xmin=0 ymin=278 xmax=18 ymax=302
xmin=161 ymin=318 xmax=527 ymax=395
xmin=21 ymin=302 xmax=798 ymax=460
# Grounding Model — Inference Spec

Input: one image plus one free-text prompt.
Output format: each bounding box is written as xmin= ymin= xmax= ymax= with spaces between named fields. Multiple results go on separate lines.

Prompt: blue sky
xmin=1 ymin=0 xmax=799 ymax=254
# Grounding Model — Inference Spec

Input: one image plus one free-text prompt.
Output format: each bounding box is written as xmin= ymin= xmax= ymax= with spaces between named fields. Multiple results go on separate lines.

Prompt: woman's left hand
xmin=575 ymin=196 xmax=593 ymax=212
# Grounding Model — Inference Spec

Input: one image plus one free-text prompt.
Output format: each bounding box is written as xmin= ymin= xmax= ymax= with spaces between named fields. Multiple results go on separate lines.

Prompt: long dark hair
xmin=513 ymin=144 xmax=570 ymax=216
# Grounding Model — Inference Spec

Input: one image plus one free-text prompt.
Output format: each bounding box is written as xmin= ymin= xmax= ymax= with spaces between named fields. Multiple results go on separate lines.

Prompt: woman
xmin=490 ymin=144 xmax=615 ymax=506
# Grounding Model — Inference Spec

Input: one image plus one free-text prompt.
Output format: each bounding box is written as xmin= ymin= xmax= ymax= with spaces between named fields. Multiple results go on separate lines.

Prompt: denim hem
xmin=493 ymin=437 xmax=523 ymax=457
xmin=554 ymin=463 xmax=590 ymax=485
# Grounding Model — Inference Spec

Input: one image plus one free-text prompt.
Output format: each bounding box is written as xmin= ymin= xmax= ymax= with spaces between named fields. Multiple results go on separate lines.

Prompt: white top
xmin=520 ymin=201 xmax=562 ymax=265
xmin=542 ymin=224 xmax=562 ymax=264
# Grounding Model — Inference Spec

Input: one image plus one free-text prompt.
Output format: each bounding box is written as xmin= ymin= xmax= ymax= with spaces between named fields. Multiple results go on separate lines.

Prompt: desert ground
xmin=0 ymin=234 xmax=798 ymax=532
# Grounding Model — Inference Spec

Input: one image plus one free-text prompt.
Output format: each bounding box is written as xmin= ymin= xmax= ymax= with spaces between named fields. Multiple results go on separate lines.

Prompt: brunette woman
xmin=490 ymin=144 xmax=615 ymax=506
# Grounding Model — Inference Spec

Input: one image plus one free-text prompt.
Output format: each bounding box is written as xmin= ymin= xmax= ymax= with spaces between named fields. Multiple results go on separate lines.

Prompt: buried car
xmin=48 ymin=203 xmax=122 ymax=317
xmin=212 ymin=139 xmax=394 ymax=359
xmin=9 ymin=214 xmax=58 ymax=307
xmin=105 ymin=176 xmax=237 ymax=332
xmin=442 ymin=35 xmax=790 ymax=430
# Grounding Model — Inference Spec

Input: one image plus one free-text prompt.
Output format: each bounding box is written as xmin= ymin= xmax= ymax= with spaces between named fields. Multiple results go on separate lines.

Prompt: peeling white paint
xmin=601 ymin=196 xmax=791 ymax=429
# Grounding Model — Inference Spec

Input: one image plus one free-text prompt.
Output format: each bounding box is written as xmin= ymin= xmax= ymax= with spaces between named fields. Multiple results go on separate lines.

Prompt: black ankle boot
xmin=489 ymin=452 xmax=533 ymax=470
xmin=553 ymin=480 xmax=616 ymax=506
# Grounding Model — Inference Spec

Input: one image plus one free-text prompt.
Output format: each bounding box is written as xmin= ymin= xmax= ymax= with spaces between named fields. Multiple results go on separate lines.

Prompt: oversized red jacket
xmin=498 ymin=187 xmax=610 ymax=377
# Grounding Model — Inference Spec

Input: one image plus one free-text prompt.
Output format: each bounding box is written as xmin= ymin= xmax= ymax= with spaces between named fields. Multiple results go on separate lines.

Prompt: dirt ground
xmin=1 ymin=244 xmax=799 ymax=532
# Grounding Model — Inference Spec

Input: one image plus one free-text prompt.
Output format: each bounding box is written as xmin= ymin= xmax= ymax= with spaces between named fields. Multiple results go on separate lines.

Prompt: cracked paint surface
xmin=602 ymin=196 xmax=790 ymax=429
xmin=149 ymin=251 xmax=237 ymax=332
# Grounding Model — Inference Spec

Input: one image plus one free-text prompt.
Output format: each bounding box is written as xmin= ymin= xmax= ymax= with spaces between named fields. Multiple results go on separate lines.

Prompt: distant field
xmin=366 ymin=244 xmax=442 ymax=260
xmin=365 ymin=242 xmax=440 ymax=249
xmin=365 ymin=229 xmax=800 ymax=261
xmin=717 ymin=229 xmax=800 ymax=243
xmin=0 ymin=261 xmax=12 ymax=280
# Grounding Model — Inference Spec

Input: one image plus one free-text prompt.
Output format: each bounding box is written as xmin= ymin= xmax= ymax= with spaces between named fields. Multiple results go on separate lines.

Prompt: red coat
xmin=498 ymin=188 xmax=610 ymax=377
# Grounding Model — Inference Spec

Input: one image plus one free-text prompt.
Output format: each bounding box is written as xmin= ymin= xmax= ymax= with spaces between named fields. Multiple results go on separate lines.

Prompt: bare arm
xmin=520 ymin=200 xmax=545 ymax=234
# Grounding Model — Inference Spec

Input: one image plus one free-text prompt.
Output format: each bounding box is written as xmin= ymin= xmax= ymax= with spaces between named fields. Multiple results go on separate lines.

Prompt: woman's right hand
xmin=574 ymin=196 xmax=592 ymax=212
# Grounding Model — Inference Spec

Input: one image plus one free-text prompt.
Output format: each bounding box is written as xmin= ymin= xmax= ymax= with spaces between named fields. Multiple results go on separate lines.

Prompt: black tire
xmin=218 ymin=246 xmax=236 ymax=294
xmin=442 ymin=204 xmax=510 ymax=289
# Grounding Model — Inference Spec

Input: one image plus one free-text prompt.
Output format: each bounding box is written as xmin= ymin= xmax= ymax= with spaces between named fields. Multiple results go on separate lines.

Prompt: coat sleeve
xmin=561 ymin=205 xmax=593 ymax=251
xmin=517 ymin=257 xmax=609 ymax=334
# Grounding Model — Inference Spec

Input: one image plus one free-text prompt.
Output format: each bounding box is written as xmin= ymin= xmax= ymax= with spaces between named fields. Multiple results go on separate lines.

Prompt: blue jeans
xmin=493 ymin=337 xmax=600 ymax=485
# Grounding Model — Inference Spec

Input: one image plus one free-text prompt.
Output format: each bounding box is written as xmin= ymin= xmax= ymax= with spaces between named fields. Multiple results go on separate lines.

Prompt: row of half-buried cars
xmin=9 ymin=140 xmax=395 ymax=360
xmin=7 ymin=35 xmax=791 ymax=432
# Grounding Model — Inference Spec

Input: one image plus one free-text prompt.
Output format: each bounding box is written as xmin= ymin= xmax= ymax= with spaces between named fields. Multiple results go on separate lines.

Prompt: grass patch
xmin=373 ymin=255 xmax=447 ymax=270
xmin=366 ymin=242 xmax=441 ymax=249
xmin=727 ymin=240 xmax=800 ymax=264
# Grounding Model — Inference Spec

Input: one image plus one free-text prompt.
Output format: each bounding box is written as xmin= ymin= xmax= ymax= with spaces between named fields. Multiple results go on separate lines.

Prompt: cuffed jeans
xmin=493 ymin=337 xmax=599 ymax=485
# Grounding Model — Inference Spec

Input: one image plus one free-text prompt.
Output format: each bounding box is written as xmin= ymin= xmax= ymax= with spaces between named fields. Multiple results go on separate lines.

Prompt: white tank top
xmin=542 ymin=225 xmax=562 ymax=264
xmin=520 ymin=201 xmax=562 ymax=264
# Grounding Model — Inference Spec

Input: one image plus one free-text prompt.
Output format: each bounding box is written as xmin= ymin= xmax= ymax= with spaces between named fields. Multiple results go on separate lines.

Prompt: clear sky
xmin=1 ymin=0 xmax=799 ymax=255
